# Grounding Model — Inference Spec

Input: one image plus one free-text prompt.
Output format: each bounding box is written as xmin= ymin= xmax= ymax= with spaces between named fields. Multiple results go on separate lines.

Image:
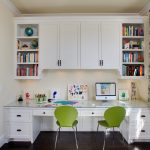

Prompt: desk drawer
xmin=129 ymin=123 xmax=150 ymax=139
xmin=8 ymin=123 xmax=31 ymax=139
xmin=79 ymin=109 xmax=105 ymax=116
xmin=33 ymin=109 xmax=54 ymax=116
xmin=5 ymin=109 xmax=32 ymax=122
xmin=129 ymin=109 xmax=150 ymax=123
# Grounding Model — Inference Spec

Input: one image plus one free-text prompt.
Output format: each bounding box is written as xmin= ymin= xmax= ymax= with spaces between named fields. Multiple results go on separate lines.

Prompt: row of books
xmin=123 ymin=52 xmax=144 ymax=62
xmin=17 ymin=52 xmax=38 ymax=63
xmin=122 ymin=65 xmax=144 ymax=76
xmin=122 ymin=25 xmax=144 ymax=36
xmin=122 ymin=40 xmax=144 ymax=49
xmin=17 ymin=65 xmax=38 ymax=76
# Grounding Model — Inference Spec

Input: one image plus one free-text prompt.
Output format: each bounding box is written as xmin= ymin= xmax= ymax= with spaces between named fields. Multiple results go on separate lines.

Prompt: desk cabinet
xmin=122 ymin=108 xmax=150 ymax=143
xmin=4 ymin=108 xmax=33 ymax=141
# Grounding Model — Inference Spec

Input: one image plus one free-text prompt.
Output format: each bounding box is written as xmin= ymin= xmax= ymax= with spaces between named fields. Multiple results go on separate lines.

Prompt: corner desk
xmin=3 ymin=100 xmax=150 ymax=144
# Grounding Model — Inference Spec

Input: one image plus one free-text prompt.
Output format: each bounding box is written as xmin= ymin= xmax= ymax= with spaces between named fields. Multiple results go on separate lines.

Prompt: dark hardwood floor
xmin=1 ymin=131 xmax=150 ymax=150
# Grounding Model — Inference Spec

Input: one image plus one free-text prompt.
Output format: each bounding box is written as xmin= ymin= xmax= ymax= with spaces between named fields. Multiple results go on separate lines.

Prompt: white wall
xmin=0 ymin=0 xmax=20 ymax=137
xmin=18 ymin=70 xmax=141 ymax=100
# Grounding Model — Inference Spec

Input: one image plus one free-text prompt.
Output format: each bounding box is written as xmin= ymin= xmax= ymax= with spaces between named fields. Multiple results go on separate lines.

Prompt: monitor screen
xmin=95 ymin=82 xmax=116 ymax=100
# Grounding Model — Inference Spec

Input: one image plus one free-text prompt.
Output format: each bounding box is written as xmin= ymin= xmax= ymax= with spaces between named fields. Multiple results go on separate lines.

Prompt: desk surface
xmin=4 ymin=99 xmax=150 ymax=108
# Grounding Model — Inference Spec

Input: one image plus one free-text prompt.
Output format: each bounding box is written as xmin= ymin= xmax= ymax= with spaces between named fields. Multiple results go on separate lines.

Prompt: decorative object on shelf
xmin=118 ymin=90 xmax=129 ymax=101
xmin=68 ymin=84 xmax=88 ymax=100
xmin=31 ymin=39 xmax=38 ymax=49
xmin=25 ymin=27 xmax=33 ymax=36
xmin=131 ymin=82 xmax=137 ymax=100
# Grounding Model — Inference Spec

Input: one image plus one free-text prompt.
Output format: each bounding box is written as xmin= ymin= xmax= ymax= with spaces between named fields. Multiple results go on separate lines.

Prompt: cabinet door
xmin=39 ymin=23 xmax=59 ymax=69
xmin=101 ymin=22 xmax=119 ymax=69
xmin=59 ymin=22 xmax=80 ymax=69
xmin=81 ymin=22 xmax=101 ymax=69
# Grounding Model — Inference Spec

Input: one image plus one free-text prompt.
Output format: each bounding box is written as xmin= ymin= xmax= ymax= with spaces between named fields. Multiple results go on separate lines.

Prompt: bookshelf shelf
xmin=17 ymin=36 xmax=39 ymax=39
xmin=122 ymin=49 xmax=143 ymax=51
xmin=121 ymin=23 xmax=145 ymax=78
xmin=15 ymin=24 xmax=39 ymax=79
xmin=122 ymin=36 xmax=144 ymax=39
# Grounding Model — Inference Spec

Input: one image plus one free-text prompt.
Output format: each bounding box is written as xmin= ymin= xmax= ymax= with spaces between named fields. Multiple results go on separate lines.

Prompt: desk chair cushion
xmin=54 ymin=106 xmax=78 ymax=127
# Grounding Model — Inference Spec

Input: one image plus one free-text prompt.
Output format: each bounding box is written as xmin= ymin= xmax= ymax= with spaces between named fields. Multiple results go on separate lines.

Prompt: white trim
xmin=0 ymin=135 xmax=7 ymax=148
xmin=1 ymin=0 xmax=21 ymax=16
xmin=139 ymin=1 xmax=150 ymax=15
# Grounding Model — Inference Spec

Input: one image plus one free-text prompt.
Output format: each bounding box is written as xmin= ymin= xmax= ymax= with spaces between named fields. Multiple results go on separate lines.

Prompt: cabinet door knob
xmin=102 ymin=60 xmax=103 ymax=66
xmin=17 ymin=115 xmax=21 ymax=117
xmin=141 ymin=115 xmax=146 ymax=117
xmin=17 ymin=129 xmax=22 ymax=132
xmin=92 ymin=112 xmax=94 ymax=114
xmin=43 ymin=112 xmax=46 ymax=114
xmin=60 ymin=60 xmax=62 ymax=66
xmin=141 ymin=130 xmax=145 ymax=132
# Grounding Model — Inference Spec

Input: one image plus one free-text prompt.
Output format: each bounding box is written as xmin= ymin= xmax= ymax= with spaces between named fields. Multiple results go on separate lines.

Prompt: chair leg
xmin=112 ymin=127 xmax=115 ymax=144
xmin=97 ymin=123 xmax=99 ymax=132
xmin=54 ymin=127 xmax=60 ymax=150
xmin=73 ymin=127 xmax=78 ymax=149
xmin=103 ymin=129 xmax=107 ymax=150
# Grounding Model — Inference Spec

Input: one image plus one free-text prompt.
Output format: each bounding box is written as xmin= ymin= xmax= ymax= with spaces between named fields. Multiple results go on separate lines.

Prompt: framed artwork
xmin=119 ymin=90 xmax=129 ymax=101
xmin=68 ymin=84 xmax=88 ymax=100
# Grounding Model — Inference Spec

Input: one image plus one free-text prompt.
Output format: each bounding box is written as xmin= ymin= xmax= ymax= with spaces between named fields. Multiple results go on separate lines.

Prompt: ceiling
xmin=10 ymin=0 xmax=149 ymax=14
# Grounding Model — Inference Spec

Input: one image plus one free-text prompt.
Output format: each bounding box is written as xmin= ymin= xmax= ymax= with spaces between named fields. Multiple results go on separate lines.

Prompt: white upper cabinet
xmin=40 ymin=23 xmax=59 ymax=69
xmin=81 ymin=21 xmax=120 ymax=69
xmin=59 ymin=22 xmax=80 ymax=69
xmin=81 ymin=22 xmax=101 ymax=69
xmin=101 ymin=22 xmax=119 ymax=69
xmin=40 ymin=22 xmax=80 ymax=69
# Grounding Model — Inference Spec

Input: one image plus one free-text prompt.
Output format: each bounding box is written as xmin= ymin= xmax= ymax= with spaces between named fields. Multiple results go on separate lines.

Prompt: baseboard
xmin=0 ymin=135 xmax=7 ymax=148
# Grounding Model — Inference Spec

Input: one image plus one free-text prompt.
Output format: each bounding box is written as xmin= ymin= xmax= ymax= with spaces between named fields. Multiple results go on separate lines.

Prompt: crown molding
xmin=139 ymin=1 xmax=150 ymax=15
xmin=1 ymin=0 xmax=21 ymax=16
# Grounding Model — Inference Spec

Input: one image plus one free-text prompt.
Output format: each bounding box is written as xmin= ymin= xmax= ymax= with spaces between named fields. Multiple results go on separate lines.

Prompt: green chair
xmin=54 ymin=106 xmax=78 ymax=150
xmin=97 ymin=106 xmax=126 ymax=150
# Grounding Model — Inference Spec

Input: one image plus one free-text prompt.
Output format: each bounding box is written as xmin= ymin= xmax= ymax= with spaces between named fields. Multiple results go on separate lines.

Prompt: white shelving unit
xmin=121 ymin=23 xmax=145 ymax=78
xmin=15 ymin=24 xmax=40 ymax=79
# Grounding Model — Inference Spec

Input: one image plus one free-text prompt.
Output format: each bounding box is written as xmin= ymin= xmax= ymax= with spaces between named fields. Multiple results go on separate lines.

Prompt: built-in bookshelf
xmin=15 ymin=24 xmax=39 ymax=79
xmin=121 ymin=23 xmax=145 ymax=78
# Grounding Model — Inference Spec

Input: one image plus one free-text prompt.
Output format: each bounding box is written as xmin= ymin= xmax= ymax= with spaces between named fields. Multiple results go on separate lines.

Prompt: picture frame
xmin=118 ymin=90 xmax=129 ymax=101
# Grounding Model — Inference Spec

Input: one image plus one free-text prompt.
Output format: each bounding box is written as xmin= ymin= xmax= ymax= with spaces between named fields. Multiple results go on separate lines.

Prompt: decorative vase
xmin=25 ymin=27 xmax=33 ymax=36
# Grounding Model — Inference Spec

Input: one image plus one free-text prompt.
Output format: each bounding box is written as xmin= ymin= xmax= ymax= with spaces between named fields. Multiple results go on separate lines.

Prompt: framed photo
xmin=119 ymin=90 xmax=129 ymax=101
xmin=68 ymin=84 xmax=88 ymax=100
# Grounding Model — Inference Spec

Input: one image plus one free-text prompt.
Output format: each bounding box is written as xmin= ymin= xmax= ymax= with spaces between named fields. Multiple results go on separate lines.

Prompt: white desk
xmin=3 ymin=100 xmax=150 ymax=144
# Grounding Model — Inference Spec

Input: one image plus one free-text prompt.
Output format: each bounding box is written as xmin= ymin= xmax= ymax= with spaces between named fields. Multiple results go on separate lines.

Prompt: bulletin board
xmin=68 ymin=84 xmax=88 ymax=100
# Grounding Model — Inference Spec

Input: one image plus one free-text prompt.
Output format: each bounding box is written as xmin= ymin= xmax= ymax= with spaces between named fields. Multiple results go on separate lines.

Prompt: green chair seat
xmin=98 ymin=120 xmax=110 ymax=128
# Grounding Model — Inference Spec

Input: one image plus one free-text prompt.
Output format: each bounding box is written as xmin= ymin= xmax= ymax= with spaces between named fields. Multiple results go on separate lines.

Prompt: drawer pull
xmin=141 ymin=130 xmax=145 ymax=132
xmin=17 ymin=129 xmax=22 ymax=132
xmin=43 ymin=112 xmax=46 ymax=114
xmin=92 ymin=112 xmax=94 ymax=114
xmin=141 ymin=115 xmax=146 ymax=118
xmin=16 ymin=115 xmax=21 ymax=117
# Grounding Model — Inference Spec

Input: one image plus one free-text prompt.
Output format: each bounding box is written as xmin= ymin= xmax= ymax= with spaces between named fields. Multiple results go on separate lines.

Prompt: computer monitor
xmin=95 ymin=82 xmax=116 ymax=100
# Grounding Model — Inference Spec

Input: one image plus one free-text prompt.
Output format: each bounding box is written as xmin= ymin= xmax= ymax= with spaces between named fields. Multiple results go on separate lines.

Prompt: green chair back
xmin=104 ymin=106 xmax=126 ymax=127
xmin=54 ymin=106 xmax=78 ymax=127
